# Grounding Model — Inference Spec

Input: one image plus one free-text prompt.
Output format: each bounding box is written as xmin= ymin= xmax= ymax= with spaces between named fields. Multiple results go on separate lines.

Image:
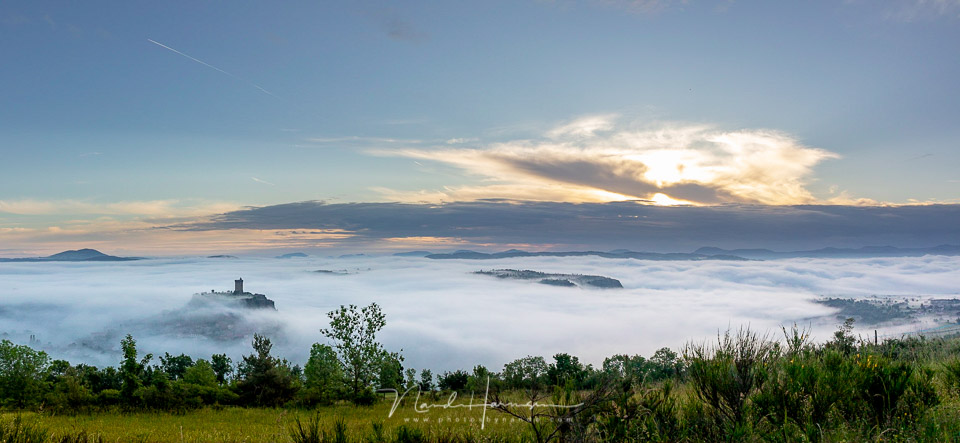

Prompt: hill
xmin=0 ymin=248 xmax=140 ymax=262
xmin=694 ymin=244 xmax=960 ymax=259
xmin=427 ymin=249 xmax=748 ymax=261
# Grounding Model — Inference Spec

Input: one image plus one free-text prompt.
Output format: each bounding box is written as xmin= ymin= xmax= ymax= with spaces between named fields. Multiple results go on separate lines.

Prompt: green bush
xmin=942 ymin=358 xmax=960 ymax=397
xmin=393 ymin=425 xmax=425 ymax=443
xmin=685 ymin=328 xmax=778 ymax=439
xmin=353 ymin=386 xmax=379 ymax=406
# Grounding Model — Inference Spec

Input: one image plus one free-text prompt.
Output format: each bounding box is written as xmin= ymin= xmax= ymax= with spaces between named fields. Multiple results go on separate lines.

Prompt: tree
xmin=183 ymin=359 xmax=218 ymax=387
xmin=303 ymin=343 xmax=344 ymax=404
xmin=466 ymin=365 xmax=493 ymax=393
xmin=404 ymin=368 xmax=417 ymax=388
xmin=438 ymin=370 xmax=469 ymax=391
xmin=236 ymin=334 xmax=298 ymax=406
xmin=419 ymin=369 xmax=434 ymax=392
xmin=320 ymin=303 xmax=388 ymax=400
xmin=828 ymin=317 xmax=858 ymax=355
xmin=119 ymin=334 xmax=151 ymax=406
xmin=160 ymin=352 xmax=194 ymax=380
xmin=648 ymin=348 xmax=684 ymax=381
xmin=502 ymin=356 xmax=547 ymax=390
xmin=0 ymin=339 xmax=50 ymax=407
xmin=547 ymin=353 xmax=586 ymax=387
xmin=182 ymin=359 xmax=222 ymax=406
xmin=210 ymin=353 xmax=233 ymax=385
xmin=602 ymin=354 xmax=648 ymax=381
xmin=378 ymin=351 xmax=405 ymax=391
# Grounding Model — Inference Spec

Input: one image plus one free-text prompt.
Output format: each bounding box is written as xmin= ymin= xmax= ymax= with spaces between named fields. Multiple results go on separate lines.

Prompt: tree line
xmin=4 ymin=304 xmax=960 ymax=441
xmin=0 ymin=302 xmax=683 ymax=412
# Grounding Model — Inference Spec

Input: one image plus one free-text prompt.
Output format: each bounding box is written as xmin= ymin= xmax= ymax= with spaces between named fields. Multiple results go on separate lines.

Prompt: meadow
xmin=3 ymin=326 xmax=960 ymax=442
xmin=3 ymin=403 xmax=529 ymax=443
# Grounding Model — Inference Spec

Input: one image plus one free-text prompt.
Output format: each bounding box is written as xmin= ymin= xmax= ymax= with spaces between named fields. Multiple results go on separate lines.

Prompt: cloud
xmin=1 ymin=254 xmax=956 ymax=372
xmin=0 ymin=221 xmax=355 ymax=258
xmin=593 ymin=0 xmax=689 ymax=15
xmin=374 ymin=117 xmax=841 ymax=205
xmin=445 ymin=138 xmax=479 ymax=145
xmin=6 ymin=199 xmax=959 ymax=256
xmin=546 ymin=114 xmax=618 ymax=139
xmin=880 ymin=0 xmax=960 ymax=21
xmin=170 ymin=201 xmax=960 ymax=253
xmin=305 ymin=136 xmax=423 ymax=145
xmin=366 ymin=8 xmax=428 ymax=42
xmin=0 ymin=199 xmax=239 ymax=218
xmin=251 ymin=177 xmax=275 ymax=186
xmin=540 ymin=0 xmax=691 ymax=15
xmin=0 ymin=13 xmax=30 ymax=26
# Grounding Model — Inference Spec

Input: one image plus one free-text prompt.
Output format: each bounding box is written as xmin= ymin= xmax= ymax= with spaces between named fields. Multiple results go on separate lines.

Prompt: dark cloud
xmin=169 ymin=201 xmax=960 ymax=252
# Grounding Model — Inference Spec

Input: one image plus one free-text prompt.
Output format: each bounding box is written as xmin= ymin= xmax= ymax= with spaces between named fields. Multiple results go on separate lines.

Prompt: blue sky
xmin=1 ymin=0 xmax=959 ymax=254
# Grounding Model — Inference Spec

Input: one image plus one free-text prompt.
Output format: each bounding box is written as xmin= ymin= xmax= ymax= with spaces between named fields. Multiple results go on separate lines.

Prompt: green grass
xmin=5 ymin=389 xmax=960 ymax=442
xmin=3 ymin=399 xmax=530 ymax=443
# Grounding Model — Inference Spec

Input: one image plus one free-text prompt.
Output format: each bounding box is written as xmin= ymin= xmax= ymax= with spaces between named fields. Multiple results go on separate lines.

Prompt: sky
xmin=1 ymin=0 xmax=959 ymax=255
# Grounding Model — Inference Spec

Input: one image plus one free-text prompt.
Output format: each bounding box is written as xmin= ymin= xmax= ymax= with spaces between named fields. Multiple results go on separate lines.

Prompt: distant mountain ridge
xmin=392 ymin=250 xmax=434 ymax=257
xmin=0 ymin=248 xmax=140 ymax=262
xmin=276 ymin=252 xmax=309 ymax=259
xmin=693 ymin=245 xmax=960 ymax=260
xmin=426 ymin=249 xmax=748 ymax=261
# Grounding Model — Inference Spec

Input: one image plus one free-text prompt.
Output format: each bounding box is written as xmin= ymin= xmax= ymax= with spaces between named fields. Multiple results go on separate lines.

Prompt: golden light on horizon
xmin=650 ymin=193 xmax=696 ymax=206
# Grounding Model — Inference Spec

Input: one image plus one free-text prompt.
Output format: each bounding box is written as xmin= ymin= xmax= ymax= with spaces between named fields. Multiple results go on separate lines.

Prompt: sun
xmin=650 ymin=193 xmax=696 ymax=206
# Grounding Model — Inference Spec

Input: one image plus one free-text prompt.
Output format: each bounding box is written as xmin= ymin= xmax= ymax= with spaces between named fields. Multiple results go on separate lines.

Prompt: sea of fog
xmin=1 ymin=255 xmax=958 ymax=372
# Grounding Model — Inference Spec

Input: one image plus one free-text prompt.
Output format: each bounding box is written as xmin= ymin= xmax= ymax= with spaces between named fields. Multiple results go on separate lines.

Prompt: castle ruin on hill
xmin=191 ymin=278 xmax=276 ymax=310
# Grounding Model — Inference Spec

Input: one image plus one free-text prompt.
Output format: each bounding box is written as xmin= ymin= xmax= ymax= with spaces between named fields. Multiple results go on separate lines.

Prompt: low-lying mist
xmin=1 ymin=255 xmax=958 ymax=372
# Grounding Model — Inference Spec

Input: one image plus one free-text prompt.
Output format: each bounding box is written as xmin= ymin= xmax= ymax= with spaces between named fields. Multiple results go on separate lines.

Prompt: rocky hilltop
xmin=189 ymin=279 xmax=276 ymax=310
xmin=189 ymin=292 xmax=276 ymax=310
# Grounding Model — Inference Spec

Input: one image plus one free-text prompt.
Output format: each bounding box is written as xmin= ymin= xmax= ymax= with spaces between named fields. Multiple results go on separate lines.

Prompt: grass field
xmin=3 ymin=396 xmax=532 ymax=443
xmin=7 ymin=396 xmax=960 ymax=442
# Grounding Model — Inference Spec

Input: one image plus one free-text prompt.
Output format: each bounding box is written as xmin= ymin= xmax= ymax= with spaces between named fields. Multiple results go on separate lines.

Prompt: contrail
xmin=147 ymin=38 xmax=279 ymax=99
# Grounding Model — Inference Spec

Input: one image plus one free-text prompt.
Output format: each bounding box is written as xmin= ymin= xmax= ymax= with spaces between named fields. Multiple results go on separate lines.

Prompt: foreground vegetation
xmin=2 ymin=303 xmax=960 ymax=442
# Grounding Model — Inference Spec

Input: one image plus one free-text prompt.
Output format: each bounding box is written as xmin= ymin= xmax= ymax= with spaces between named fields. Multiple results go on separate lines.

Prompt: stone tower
xmin=234 ymin=278 xmax=243 ymax=294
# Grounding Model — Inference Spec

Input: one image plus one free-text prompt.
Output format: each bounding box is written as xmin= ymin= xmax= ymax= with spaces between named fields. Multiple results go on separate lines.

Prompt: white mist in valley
xmin=1 ymin=255 xmax=958 ymax=372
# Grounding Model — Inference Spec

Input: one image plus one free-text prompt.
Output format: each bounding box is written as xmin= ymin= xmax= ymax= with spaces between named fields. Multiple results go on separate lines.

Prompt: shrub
xmin=394 ymin=425 xmax=425 ymax=443
xmin=354 ymin=385 xmax=379 ymax=406
xmin=942 ymin=358 xmax=960 ymax=397
xmin=290 ymin=412 xmax=322 ymax=443
xmin=685 ymin=328 xmax=778 ymax=439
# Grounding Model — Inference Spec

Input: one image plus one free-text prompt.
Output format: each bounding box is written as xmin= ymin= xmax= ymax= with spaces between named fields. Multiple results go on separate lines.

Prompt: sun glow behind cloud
xmin=373 ymin=116 xmax=844 ymax=205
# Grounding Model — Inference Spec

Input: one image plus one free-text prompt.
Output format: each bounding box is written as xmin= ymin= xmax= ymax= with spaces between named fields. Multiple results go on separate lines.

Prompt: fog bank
xmin=1 ymin=255 xmax=957 ymax=372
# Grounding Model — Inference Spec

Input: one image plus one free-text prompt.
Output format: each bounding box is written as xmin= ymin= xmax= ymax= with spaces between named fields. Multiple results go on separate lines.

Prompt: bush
xmin=353 ymin=385 xmax=379 ymax=406
xmin=290 ymin=412 xmax=321 ymax=443
xmin=685 ymin=328 xmax=779 ymax=439
xmin=96 ymin=389 xmax=120 ymax=406
xmin=942 ymin=358 xmax=960 ymax=397
xmin=394 ymin=425 xmax=425 ymax=443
